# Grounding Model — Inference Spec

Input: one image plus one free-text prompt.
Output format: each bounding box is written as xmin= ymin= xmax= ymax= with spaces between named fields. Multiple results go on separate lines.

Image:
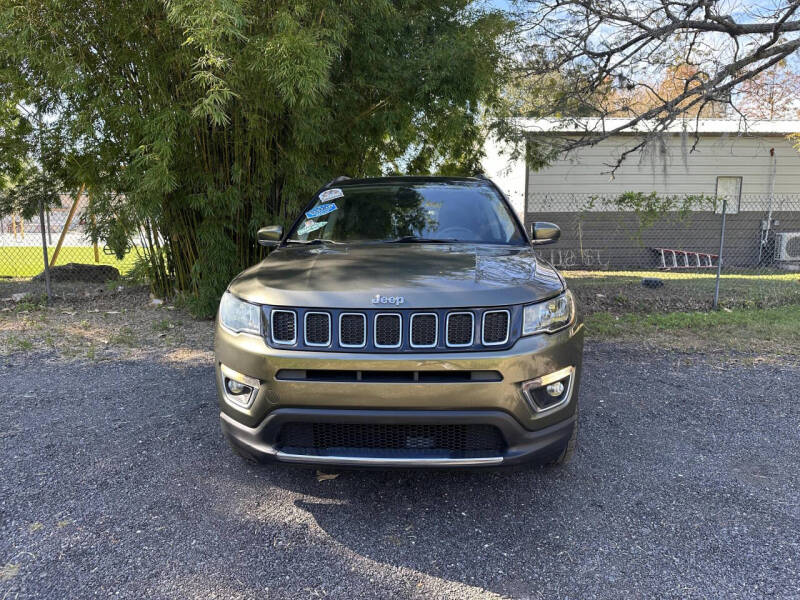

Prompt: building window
xmin=715 ymin=176 xmax=742 ymax=214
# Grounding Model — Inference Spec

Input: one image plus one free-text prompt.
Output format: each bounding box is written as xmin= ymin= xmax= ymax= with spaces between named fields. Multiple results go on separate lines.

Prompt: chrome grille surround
xmin=446 ymin=312 xmax=474 ymax=347
xmin=338 ymin=312 xmax=367 ymax=348
xmin=304 ymin=311 xmax=331 ymax=346
xmin=374 ymin=313 xmax=402 ymax=348
xmin=270 ymin=309 xmax=297 ymax=345
xmin=481 ymin=309 xmax=510 ymax=346
xmin=409 ymin=313 xmax=438 ymax=348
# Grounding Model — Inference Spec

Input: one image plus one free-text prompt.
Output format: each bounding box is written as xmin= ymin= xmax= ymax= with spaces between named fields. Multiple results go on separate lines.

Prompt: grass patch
xmin=566 ymin=269 xmax=800 ymax=315
xmin=0 ymin=246 xmax=137 ymax=278
xmin=586 ymin=304 xmax=800 ymax=357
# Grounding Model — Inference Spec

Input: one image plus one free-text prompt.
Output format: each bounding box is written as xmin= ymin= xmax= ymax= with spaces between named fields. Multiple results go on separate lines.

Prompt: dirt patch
xmin=0 ymin=286 xmax=214 ymax=363
xmin=31 ymin=262 xmax=120 ymax=283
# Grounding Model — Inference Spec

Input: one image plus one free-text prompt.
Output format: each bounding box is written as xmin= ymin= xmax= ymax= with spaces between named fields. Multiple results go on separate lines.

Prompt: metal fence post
xmin=712 ymin=196 xmax=727 ymax=309
xmin=38 ymin=200 xmax=52 ymax=301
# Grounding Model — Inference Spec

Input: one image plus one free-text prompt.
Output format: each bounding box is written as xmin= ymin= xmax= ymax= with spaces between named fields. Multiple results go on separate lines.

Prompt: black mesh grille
xmin=305 ymin=313 xmax=330 ymax=345
xmin=447 ymin=313 xmax=473 ymax=346
xmin=411 ymin=314 xmax=437 ymax=346
xmin=278 ymin=423 xmax=505 ymax=457
xmin=375 ymin=314 xmax=401 ymax=346
xmin=271 ymin=311 xmax=296 ymax=343
xmin=340 ymin=314 xmax=366 ymax=346
xmin=482 ymin=311 xmax=509 ymax=344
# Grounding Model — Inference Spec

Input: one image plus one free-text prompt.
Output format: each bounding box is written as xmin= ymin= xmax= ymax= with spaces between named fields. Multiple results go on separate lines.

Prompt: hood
xmin=228 ymin=243 xmax=564 ymax=309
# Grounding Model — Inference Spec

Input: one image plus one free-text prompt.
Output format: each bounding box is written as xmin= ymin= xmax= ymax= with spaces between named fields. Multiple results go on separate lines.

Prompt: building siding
xmin=526 ymin=133 xmax=800 ymax=213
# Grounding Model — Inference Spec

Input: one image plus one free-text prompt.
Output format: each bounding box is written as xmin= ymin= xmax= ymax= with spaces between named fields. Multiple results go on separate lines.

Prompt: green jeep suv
xmin=214 ymin=176 xmax=583 ymax=468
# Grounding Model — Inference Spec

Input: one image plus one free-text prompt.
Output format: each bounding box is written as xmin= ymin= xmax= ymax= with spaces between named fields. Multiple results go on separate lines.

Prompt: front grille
xmin=410 ymin=313 xmax=437 ymax=347
xmin=265 ymin=307 xmax=516 ymax=351
xmin=447 ymin=312 xmax=474 ymax=346
xmin=278 ymin=422 xmax=506 ymax=457
xmin=271 ymin=310 xmax=296 ymax=344
xmin=482 ymin=310 xmax=509 ymax=345
xmin=339 ymin=313 xmax=366 ymax=347
xmin=374 ymin=314 xmax=401 ymax=347
xmin=304 ymin=312 xmax=330 ymax=346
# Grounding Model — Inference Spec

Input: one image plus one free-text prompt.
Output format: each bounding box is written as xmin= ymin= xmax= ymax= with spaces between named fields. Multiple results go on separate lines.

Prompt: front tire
xmin=547 ymin=410 xmax=578 ymax=467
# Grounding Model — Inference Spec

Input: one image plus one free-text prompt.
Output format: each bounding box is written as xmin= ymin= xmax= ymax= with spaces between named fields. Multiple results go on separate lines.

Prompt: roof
xmin=334 ymin=176 xmax=488 ymax=187
xmin=517 ymin=117 xmax=800 ymax=136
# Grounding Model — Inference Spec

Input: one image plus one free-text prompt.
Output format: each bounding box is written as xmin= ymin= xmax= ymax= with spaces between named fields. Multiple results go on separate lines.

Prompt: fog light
xmin=220 ymin=364 xmax=260 ymax=410
xmin=520 ymin=366 xmax=575 ymax=414
xmin=225 ymin=378 xmax=250 ymax=395
xmin=546 ymin=381 xmax=565 ymax=397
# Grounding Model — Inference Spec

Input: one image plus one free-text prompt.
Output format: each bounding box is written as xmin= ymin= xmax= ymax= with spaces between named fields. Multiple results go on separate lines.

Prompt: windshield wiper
xmin=284 ymin=238 xmax=342 ymax=245
xmin=383 ymin=236 xmax=459 ymax=244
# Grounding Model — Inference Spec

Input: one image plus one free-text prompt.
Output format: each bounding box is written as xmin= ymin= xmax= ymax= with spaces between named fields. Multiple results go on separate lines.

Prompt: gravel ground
xmin=1 ymin=344 xmax=798 ymax=599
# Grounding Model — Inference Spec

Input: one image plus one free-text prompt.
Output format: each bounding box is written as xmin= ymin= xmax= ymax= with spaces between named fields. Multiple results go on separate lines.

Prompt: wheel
xmin=546 ymin=409 xmax=578 ymax=467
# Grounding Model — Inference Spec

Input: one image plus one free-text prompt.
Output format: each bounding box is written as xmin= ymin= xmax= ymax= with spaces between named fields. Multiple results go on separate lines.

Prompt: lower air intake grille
xmin=374 ymin=314 xmax=401 ymax=347
xmin=482 ymin=311 xmax=509 ymax=344
xmin=278 ymin=423 xmax=506 ymax=457
xmin=271 ymin=310 xmax=296 ymax=344
xmin=304 ymin=312 xmax=330 ymax=345
xmin=447 ymin=312 xmax=474 ymax=346
xmin=339 ymin=313 xmax=366 ymax=347
xmin=410 ymin=314 xmax=437 ymax=347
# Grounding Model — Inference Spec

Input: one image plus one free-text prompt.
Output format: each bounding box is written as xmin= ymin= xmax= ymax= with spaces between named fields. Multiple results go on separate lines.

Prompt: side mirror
xmin=257 ymin=225 xmax=283 ymax=247
xmin=530 ymin=222 xmax=561 ymax=245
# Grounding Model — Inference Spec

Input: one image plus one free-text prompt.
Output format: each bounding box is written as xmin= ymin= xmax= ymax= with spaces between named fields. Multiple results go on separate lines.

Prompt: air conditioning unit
xmin=775 ymin=232 xmax=800 ymax=261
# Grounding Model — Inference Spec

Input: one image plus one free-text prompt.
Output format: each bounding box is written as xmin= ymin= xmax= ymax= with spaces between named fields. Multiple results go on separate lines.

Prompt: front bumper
xmin=215 ymin=320 xmax=583 ymax=467
xmin=221 ymin=407 xmax=576 ymax=468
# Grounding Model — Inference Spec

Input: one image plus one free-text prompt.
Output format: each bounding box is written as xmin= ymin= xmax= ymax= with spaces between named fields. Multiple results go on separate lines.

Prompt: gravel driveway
xmin=2 ymin=343 xmax=798 ymax=599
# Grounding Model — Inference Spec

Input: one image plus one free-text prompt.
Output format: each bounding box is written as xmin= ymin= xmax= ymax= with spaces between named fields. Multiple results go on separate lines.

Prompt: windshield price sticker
xmin=319 ymin=188 xmax=344 ymax=202
xmin=306 ymin=203 xmax=338 ymax=219
xmin=297 ymin=220 xmax=327 ymax=236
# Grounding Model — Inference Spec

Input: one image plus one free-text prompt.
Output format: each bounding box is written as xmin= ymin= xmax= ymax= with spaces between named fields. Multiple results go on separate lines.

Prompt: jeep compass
xmin=214 ymin=176 xmax=583 ymax=468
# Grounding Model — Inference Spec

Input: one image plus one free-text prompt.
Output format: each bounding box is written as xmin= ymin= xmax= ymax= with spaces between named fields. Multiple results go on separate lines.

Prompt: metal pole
xmin=37 ymin=112 xmax=52 ymax=302
xmin=713 ymin=196 xmax=727 ymax=309
xmin=39 ymin=200 xmax=52 ymax=301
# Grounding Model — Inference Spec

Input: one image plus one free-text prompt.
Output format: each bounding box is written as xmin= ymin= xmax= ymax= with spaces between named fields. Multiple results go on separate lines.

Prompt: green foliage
xmin=581 ymin=192 xmax=716 ymax=244
xmin=0 ymin=0 xmax=509 ymax=315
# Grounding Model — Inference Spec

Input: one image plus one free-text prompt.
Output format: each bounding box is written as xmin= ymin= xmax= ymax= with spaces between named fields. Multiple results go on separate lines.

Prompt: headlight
xmin=522 ymin=290 xmax=574 ymax=335
xmin=219 ymin=292 xmax=261 ymax=335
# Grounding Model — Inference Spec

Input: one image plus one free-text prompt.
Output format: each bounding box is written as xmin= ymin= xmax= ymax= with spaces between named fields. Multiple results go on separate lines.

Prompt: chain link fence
xmin=2 ymin=190 xmax=799 ymax=311
xmin=0 ymin=193 xmax=139 ymax=298
xmin=526 ymin=192 xmax=800 ymax=312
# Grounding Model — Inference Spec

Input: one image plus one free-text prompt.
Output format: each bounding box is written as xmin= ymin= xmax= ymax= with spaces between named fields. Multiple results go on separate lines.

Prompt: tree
xmin=507 ymin=0 xmax=800 ymax=165
xmin=737 ymin=62 xmax=800 ymax=119
xmin=0 ymin=1 xmax=509 ymax=314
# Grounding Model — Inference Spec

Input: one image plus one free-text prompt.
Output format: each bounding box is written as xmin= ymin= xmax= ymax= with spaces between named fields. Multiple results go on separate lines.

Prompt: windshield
xmin=286 ymin=182 xmax=526 ymax=245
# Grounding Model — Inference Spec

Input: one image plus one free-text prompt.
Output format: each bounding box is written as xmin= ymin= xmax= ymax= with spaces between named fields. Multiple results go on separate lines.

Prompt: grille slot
xmin=275 ymin=369 xmax=503 ymax=382
xmin=339 ymin=313 xmax=366 ymax=347
xmin=271 ymin=310 xmax=297 ymax=344
xmin=278 ymin=422 xmax=506 ymax=458
xmin=410 ymin=313 xmax=437 ymax=348
xmin=304 ymin=312 xmax=331 ymax=346
xmin=446 ymin=312 xmax=474 ymax=347
xmin=482 ymin=310 xmax=510 ymax=345
xmin=374 ymin=313 xmax=401 ymax=348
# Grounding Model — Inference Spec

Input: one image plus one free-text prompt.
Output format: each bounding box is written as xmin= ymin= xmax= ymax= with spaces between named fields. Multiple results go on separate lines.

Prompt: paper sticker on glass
xmin=319 ymin=188 xmax=344 ymax=202
xmin=297 ymin=220 xmax=328 ymax=236
xmin=306 ymin=203 xmax=338 ymax=219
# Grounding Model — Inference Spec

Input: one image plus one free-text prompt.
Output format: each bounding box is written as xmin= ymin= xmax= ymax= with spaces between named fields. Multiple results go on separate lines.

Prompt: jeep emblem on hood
xmin=372 ymin=294 xmax=404 ymax=306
